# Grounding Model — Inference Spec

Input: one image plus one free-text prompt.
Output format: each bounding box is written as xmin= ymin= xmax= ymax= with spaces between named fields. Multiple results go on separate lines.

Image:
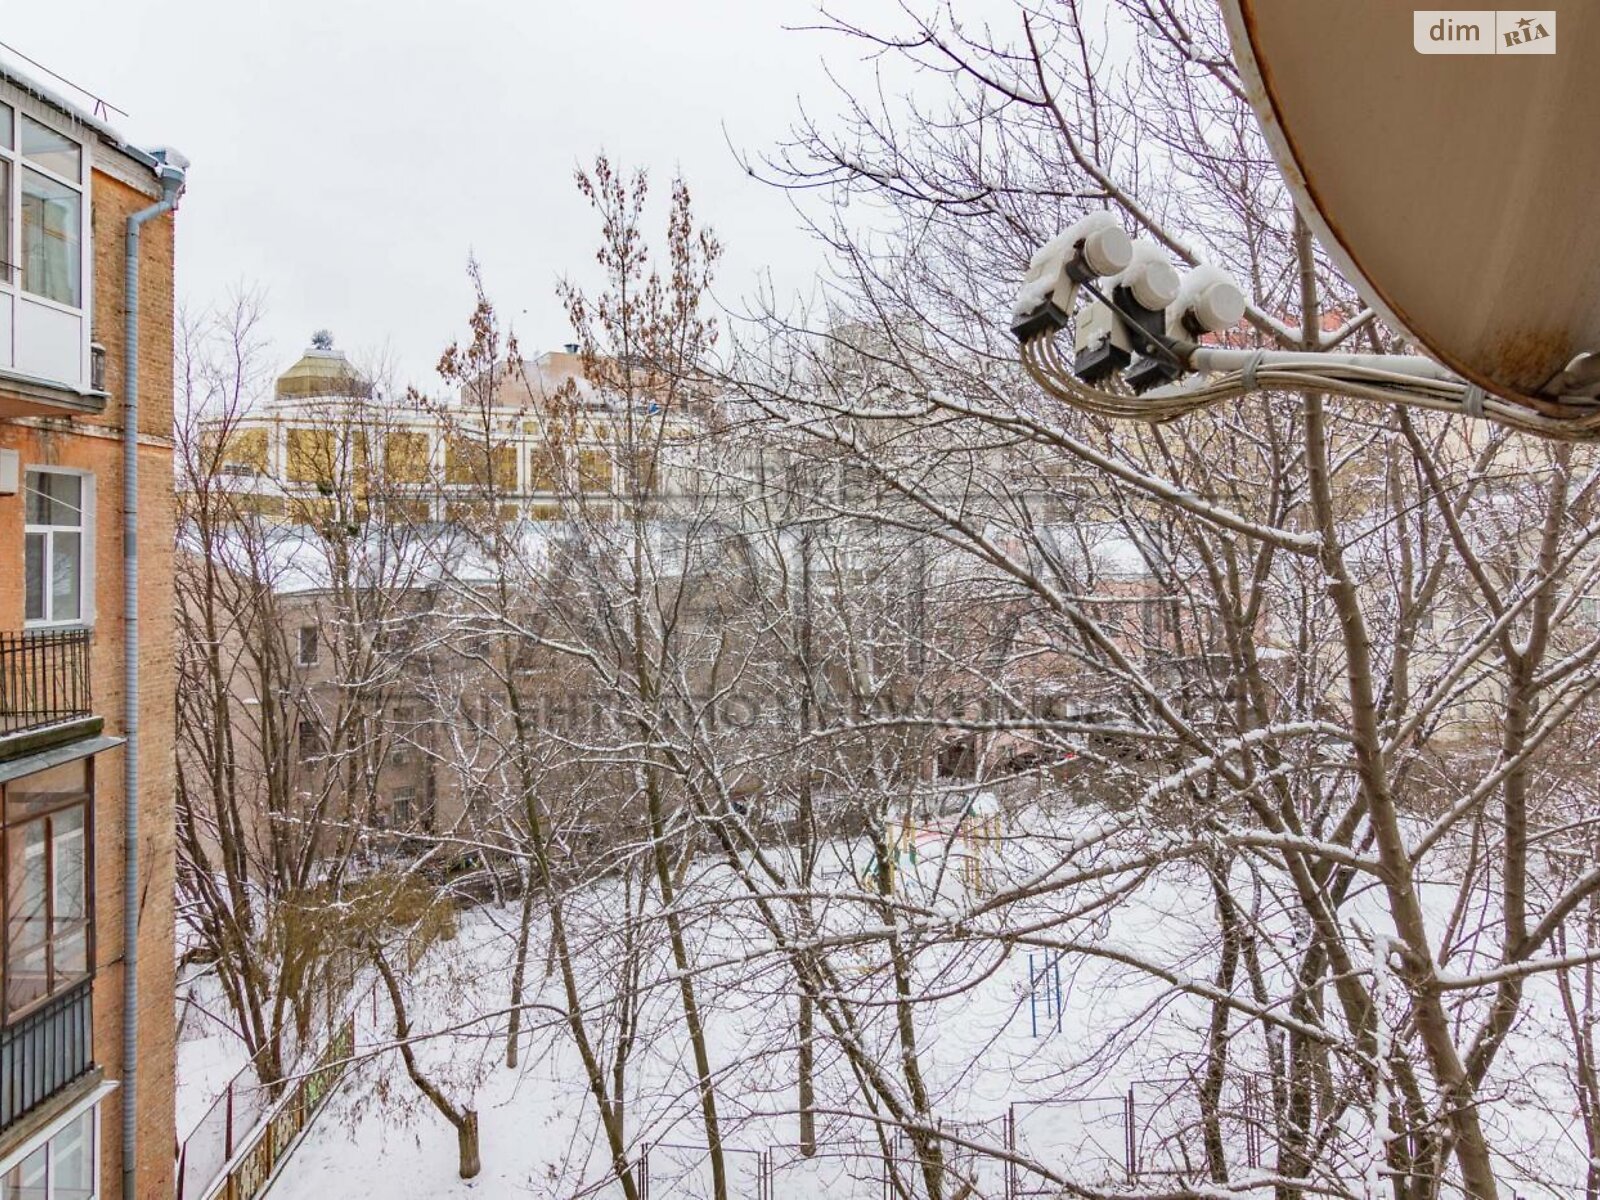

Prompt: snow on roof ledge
xmin=0 ymin=57 xmax=123 ymax=139
xmin=0 ymin=55 xmax=178 ymax=179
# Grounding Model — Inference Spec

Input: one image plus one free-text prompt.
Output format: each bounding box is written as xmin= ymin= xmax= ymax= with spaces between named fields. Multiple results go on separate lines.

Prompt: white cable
xmin=1019 ymin=316 xmax=1600 ymax=441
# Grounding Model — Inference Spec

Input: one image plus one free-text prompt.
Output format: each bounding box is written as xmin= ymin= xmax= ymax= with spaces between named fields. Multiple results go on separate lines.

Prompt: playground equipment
xmin=1026 ymin=951 xmax=1064 ymax=1038
xmin=958 ymin=812 xmax=1001 ymax=896
xmin=860 ymin=795 xmax=1005 ymax=896
xmin=859 ymin=827 xmax=920 ymax=893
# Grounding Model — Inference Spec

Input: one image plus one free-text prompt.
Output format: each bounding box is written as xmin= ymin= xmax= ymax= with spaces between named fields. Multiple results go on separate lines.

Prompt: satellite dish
xmin=1221 ymin=2 xmax=1600 ymax=412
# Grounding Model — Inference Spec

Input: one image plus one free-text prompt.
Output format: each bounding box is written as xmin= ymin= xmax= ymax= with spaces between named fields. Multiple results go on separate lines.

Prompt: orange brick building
xmin=0 ymin=64 xmax=184 ymax=1200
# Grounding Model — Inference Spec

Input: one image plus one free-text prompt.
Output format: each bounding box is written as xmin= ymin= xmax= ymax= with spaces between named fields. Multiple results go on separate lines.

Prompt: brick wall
xmin=0 ymin=159 xmax=178 ymax=1197
xmin=88 ymin=165 xmax=179 ymax=1200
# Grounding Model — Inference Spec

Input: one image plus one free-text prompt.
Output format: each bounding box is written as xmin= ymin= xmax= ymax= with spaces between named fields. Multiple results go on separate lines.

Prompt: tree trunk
xmin=506 ymin=861 xmax=536 ymax=1069
xmin=457 ymin=1110 xmax=481 ymax=1180
xmin=1202 ymin=865 xmax=1241 ymax=1185
xmin=798 ymin=987 xmax=816 ymax=1156
xmin=797 ymin=529 xmax=818 ymax=1160
xmin=374 ymin=947 xmax=483 ymax=1181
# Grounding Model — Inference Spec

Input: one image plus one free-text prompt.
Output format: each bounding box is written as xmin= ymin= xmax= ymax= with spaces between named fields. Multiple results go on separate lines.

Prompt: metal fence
xmin=1005 ymin=1075 xmax=1272 ymax=1195
xmin=213 ymin=1016 xmax=355 ymax=1200
xmin=611 ymin=1085 xmax=1273 ymax=1200
xmin=1129 ymin=1073 xmax=1271 ymax=1182
xmin=636 ymin=1142 xmax=767 ymax=1200
xmin=174 ymin=1059 xmax=274 ymax=1200
xmin=0 ymin=628 xmax=91 ymax=738
xmin=175 ymin=982 xmax=370 ymax=1200
xmin=643 ymin=1127 xmax=1008 ymax=1200
xmin=1006 ymin=1092 xmax=1134 ymax=1194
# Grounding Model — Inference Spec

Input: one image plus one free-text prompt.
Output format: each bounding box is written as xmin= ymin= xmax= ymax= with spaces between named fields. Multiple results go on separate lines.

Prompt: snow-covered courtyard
xmin=167 ymin=797 xmax=1592 ymax=1200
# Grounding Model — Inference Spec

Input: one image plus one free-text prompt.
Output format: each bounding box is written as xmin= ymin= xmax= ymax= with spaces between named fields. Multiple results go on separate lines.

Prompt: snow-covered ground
xmin=219 ymin=801 xmax=1589 ymax=1200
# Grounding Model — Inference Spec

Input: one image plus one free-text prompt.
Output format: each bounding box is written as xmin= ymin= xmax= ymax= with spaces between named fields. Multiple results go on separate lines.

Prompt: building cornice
xmin=0 ymin=413 xmax=175 ymax=451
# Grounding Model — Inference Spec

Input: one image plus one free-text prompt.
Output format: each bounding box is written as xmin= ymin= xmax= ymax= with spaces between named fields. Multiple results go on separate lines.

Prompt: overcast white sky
xmin=3 ymin=0 xmax=873 ymax=391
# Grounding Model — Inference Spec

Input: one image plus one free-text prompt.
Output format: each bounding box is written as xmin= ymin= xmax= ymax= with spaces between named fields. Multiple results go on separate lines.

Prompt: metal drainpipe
xmin=122 ymin=150 xmax=187 ymax=1200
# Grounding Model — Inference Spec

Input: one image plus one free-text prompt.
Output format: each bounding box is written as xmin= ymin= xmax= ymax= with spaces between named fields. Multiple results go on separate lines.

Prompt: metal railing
xmin=0 ymin=629 xmax=92 ymax=739
xmin=176 ymin=977 xmax=370 ymax=1200
xmin=211 ymin=1015 xmax=355 ymax=1200
xmin=0 ymin=977 xmax=93 ymax=1130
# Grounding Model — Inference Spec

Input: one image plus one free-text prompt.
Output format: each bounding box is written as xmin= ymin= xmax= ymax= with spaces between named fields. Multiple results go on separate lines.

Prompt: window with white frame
xmin=18 ymin=116 xmax=82 ymax=308
xmin=297 ymin=625 xmax=319 ymax=667
xmin=1 ymin=1107 xmax=95 ymax=1198
xmin=0 ymin=99 xmax=90 ymax=390
xmin=23 ymin=470 xmax=90 ymax=627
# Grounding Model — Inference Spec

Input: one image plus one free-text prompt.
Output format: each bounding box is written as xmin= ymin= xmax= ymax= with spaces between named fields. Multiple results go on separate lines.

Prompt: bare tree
xmin=175 ymin=298 xmax=457 ymax=1089
xmin=712 ymin=4 xmax=1600 ymax=1196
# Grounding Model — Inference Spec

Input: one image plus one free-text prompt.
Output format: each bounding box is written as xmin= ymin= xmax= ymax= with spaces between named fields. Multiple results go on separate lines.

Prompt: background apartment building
xmin=210 ymin=337 xmax=703 ymax=523
xmin=184 ymin=340 xmax=712 ymax=856
xmin=185 ymin=337 xmax=1254 ymax=860
xmin=0 ymin=65 xmax=183 ymax=1200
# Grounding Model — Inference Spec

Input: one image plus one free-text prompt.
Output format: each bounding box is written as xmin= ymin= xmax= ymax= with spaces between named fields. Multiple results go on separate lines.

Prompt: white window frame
xmin=1 ymin=104 xmax=88 ymax=313
xmin=22 ymin=466 xmax=95 ymax=629
xmin=0 ymin=92 xmax=93 ymax=392
xmin=0 ymin=1084 xmax=107 ymax=1194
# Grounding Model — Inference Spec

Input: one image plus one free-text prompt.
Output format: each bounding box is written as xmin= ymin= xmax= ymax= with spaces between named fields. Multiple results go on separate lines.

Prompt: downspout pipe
xmin=122 ymin=147 xmax=187 ymax=1200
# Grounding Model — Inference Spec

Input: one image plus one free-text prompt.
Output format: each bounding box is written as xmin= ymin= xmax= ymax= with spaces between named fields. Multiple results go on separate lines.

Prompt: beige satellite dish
xmin=1221 ymin=2 xmax=1600 ymax=413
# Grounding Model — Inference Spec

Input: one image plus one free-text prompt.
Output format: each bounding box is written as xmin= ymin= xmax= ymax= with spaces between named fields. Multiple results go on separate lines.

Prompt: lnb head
xmin=1011 ymin=213 xmax=1133 ymax=343
xmin=1106 ymin=242 xmax=1184 ymax=394
xmin=1170 ymin=264 xmax=1246 ymax=338
xmin=1057 ymin=213 xmax=1134 ymax=283
xmin=1111 ymin=241 xmax=1182 ymax=314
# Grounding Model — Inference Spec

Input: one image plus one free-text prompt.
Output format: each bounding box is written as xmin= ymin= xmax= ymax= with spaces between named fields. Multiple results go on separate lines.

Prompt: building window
xmin=218 ymin=428 xmax=269 ymax=477
xmin=19 ymin=117 xmax=81 ymax=182
xmin=1 ymin=758 xmax=92 ymax=1020
xmin=527 ymin=448 xmax=557 ymax=493
xmin=21 ymin=168 xmax=80 ymax=308
xmin=0 ymin=105 xmax=88 ymax=391
xmin=444 ymin=437 xmax=516 ymax=491
xmin=383 ymin=431 xmax=431 ymax=485
xmin=392 ymin=787 xmax=415 ymax=827
xmin=298 ymin=719 xmax=322 ymax=757
xmin=390 ymin=708 xmax=418 ymax=766
xmin=2 ymin=1107 xmax=95 ymax=1198
xmin=12 ymin=115 xmax=83 ymax=309
xmin=23 ymin=471 xmax=89 ymax=628
xmin=297 ymin=626 xmax=319 ymax=667
xmin=0 ymin=156 xmax=9 ymax=286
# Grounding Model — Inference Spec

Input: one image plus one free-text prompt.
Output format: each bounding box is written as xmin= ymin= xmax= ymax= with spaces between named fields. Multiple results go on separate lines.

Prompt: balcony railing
xmin=0 ymin=629 xmax=92 ymax=740
xmin=0 ymin=978 xmax=93 ymax=1129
